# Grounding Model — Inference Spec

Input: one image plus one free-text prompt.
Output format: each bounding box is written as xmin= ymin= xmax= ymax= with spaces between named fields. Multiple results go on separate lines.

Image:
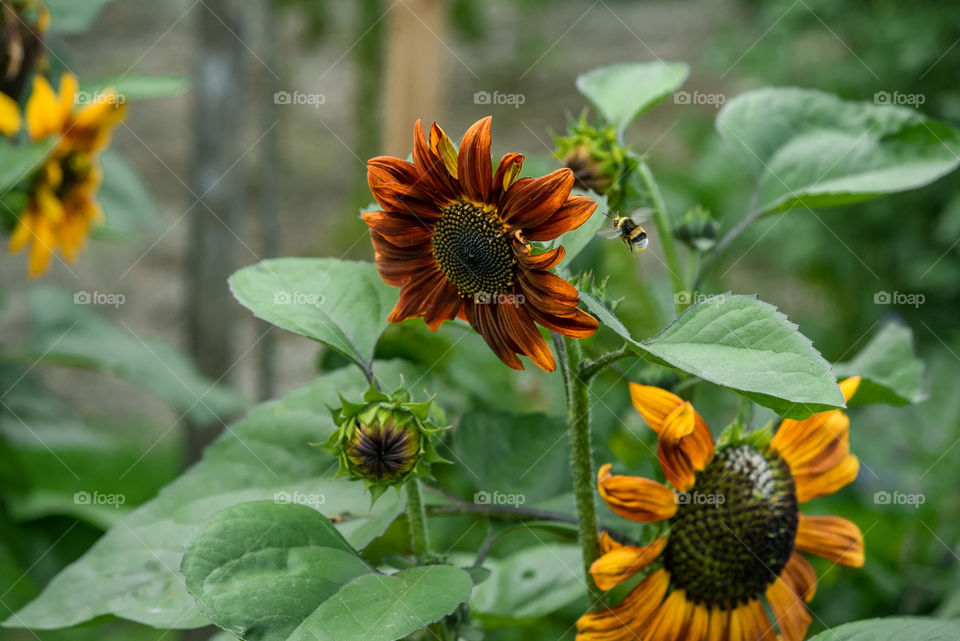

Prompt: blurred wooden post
xmin=185 ymin=0 xmax=247 ymax=465
xmin=381 ymin=0 xmax=449 ymax=156
xmin=255 ymin=0 xmax=282 ymax=402
xmin=350 ymin=0 xmax=386 ymax=210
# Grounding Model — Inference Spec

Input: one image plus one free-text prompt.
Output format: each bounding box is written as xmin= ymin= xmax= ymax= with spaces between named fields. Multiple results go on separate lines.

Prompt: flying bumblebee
xmin=598 ymin=209 xmax=650 ymax=254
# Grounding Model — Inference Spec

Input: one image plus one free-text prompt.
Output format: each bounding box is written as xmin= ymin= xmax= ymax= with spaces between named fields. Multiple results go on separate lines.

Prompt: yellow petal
xmin=596 ymin=463 xmax=677 ymax=523
xmin=795 ymin=513 xmax=865 ymax=567
xmin=629 ymin=383 xmax=685 ymax=434
xmin=794 ymin=454 xmax=859 ymax=502
xmin=8 ymin=217 xmax=33 ymax=253
xmin=430 ymin=123 xmax=458 ymax=179
xmin=661 ymin=401 xmax=696 ymax=444
xmin=839 ymin=376 xmax=861 ymax=402
xmin=0 ymin=93 xmax=22 ymax=136
xmin=58 ymin=73 xmax=79 ymax=116
xmin=589 ymin=537 xmax=667 ymax=590
xmin=26 ymin=75 xmax=66 ymax=140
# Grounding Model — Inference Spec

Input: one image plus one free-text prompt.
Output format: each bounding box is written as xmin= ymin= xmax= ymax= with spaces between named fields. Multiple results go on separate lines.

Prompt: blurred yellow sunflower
xmin=5 ymin=73 xmax=124 ymax=276
xmin=577 ymin=377 xmax=865 ymax=641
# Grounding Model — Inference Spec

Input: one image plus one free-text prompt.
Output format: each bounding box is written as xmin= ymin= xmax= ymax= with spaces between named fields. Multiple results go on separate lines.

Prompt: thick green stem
xmin=561 ymin=336 xmax=605 ymax=608
xmin=404 ymin=479 xmax=430 ymax=559
xmin=638 ymin=162 xmax=686 ymax=312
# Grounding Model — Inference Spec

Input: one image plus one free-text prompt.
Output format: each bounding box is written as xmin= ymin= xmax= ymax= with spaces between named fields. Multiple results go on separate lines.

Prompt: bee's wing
xmin=597 ymin=227 xmax=622 ymax=239
xmin=629 ymin=208 xmax=654 ymax=224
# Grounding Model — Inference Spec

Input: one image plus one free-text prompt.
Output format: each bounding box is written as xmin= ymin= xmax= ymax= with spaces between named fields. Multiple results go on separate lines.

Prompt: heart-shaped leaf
xmin=717 ymin=88 xmax=960 ymax=216
xmin=229 ymin=258 xmax=398 ymax=377
xmin=182 ymin=501 xmax=472 ymax=641
xmin=581 ymin=293 xmax=844 ymax=419
xmin=577 ymin=62 xmax=689 ymax=134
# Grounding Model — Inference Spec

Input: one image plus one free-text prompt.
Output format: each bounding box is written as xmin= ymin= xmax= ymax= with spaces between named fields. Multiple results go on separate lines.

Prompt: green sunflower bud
xmin=554 ymin=114 xmax=629 ymax=206
xmin=323 ymin=384 xmax=448 ymax=502
xmin=673 ymin=205 xmax=719 ymax=252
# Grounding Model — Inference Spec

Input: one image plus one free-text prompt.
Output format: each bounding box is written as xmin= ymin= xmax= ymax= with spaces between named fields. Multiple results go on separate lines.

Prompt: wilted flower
xmin=324 ymin=384 xmax=448 ymax=501
xmin=577 ymin=378 xmax=865 ymax=641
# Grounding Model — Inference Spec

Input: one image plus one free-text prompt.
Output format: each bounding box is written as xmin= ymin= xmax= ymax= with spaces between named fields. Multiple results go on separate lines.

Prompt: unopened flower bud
xmin=673 ymin=205 xmax=719 ymax=252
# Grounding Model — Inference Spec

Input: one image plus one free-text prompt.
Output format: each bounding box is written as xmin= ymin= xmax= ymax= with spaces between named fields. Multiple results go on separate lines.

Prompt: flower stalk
xmin=404 ymin=479 xmax=431 ymax=559
xmin=558 ymin=334 xmax=605 ymax=608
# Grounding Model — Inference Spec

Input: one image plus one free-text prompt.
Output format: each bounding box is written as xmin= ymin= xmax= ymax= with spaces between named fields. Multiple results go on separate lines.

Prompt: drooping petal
xmin=499 ymin=168 xmax=574 ymax=229
xmin=361 ymin=210 xmax=435 ymax=248
xmin=766 ymin=577 xmax=811 ymax=641
xmin=526 ymin=194 xmax=598 ymax=241
xmin=629 ymin=384 xmax=715 ymax=490
xmin=795 ymin=513 xmax=865 ymax=567
xmin=497 ymin=297 xmax=556 ymax=372
xmin=589 ymin=537 xmax=667 ymax=590
xmin=457 ymin=116 xmax=492 ymax=205
xmin=462 ymin=298 xmax=524 ymax=370
xmin=367 ymin=156 xmax=444 ymax=220
xmin=782 ymin=552 xmax=817 ymax=603
xmin=575 ymin=569 xmax=669 ymax=641
xmin=793 ymin=454 xmax=859 ymax=502
xmin=597 ymin=463 xmax=677 ymax=523
xmin=369 ymin=231 xmax=436 ymax=287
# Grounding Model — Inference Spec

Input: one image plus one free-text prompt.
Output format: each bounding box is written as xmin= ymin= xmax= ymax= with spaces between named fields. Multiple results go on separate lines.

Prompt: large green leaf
xmin=5 ymin=363 xmax=415 ymax=630
xmin=576 ymin=62 xmax=689 ymax=135
xmin=182 ymin=501 xmax=471 ymax=641
xmin=464 ymin=544 xmax=584 ymax=625
xmin=24 ymin=286 xmax=245 ymax=428
xmin=717 ymin=88 xmax=960 ymax=216
xmin=45 ymin=0 xmax=112 ymax=33
xmin=834 ymin=322 xmax=926 ymax=406
xmin=0 ymin=139 xmax=55 ymax=193
xmin=807 ymin=617 xmax=960 ymax=641
xmin=230 ymin=258 xmax=397 ymax=377
xmin=582 ymin=293 xmax=844 ymax=419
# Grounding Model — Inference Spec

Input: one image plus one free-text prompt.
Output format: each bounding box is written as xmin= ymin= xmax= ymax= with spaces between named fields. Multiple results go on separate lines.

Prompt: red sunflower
xmin=363 ymin=116 xmax=599 ymax=371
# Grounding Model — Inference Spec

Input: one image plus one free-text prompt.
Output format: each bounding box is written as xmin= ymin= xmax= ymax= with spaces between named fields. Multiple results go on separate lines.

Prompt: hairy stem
xmin=404 ymin=480 xmax=430 ymax=559
xmin=579 ymin=343 xmax=635 ymax=382
xmin=638 ymin=162 xmax=686 ymax=312
xmin=562 ymin=336 xmax=605 ymax=608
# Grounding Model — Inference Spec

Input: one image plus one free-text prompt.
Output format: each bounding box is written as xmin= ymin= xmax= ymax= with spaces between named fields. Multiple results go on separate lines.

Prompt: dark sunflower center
xmin=432 ymin=200 xmax=515 ymax=297
xmin=346 ymin=420 xmax=419 ymax=481
xmin=664 ymin=444 xmax=798 ymax=608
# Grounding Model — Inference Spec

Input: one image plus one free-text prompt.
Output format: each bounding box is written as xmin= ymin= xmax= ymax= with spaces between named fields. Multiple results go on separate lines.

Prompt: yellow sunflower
xmin=6 ymin=72 xmax=124 ymax=277
xmin=577 ymin=377 xmax=865 ymax=641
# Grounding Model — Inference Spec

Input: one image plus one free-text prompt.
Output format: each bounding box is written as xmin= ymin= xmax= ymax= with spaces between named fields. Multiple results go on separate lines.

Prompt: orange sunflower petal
xmin=500 ymin=168 xmax=574 ymax=229
xmin=457 ymin=116 xmax=492 ymax=205
xmin=492 ymin=152 xmax=524 ymax=198
xmin=706 ymin=606 xmax=730 ymax=641
xmin=766 ymin=577 xmax=812 ymax=641
xmin=639 ymin=589 xmax=692 ymax=641
xmin=589 ymin=537 xmax=667 ymax=590
xmin=795 ymin=513 xmax=865 ymax=567
xmin=793 ymin=454 xmax=859 ymax=503
xmin=525 ymin=194 xmax=598 ymax=241
xmin=629 ymin=384 xmax=714 ymax=491
xmin=575 ymin=569 xmax=669 ymax=641
xmin=26 ymin=75 xmax=65 ymax=140
xmin=412 ymin=119 xmax=456 ymax=200
xmin=782 ymin=551 xmax=817 ymax=603
xmin=429 ymin=122 xmax=458 ymax=178
xmin=0 ymin=92 xmax=21 ymax=136
xmin=597 ymin=463 xmax=677 ymax=523
xmin=598 ymin=530 xmax=624 ymax=554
